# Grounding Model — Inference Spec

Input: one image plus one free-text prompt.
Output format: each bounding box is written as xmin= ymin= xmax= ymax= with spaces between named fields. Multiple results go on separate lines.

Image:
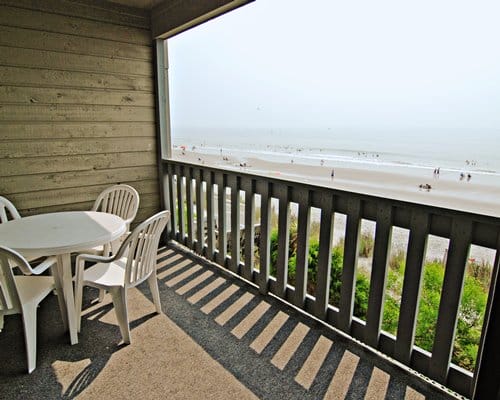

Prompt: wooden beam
xmin=152 ymin=0 xmax=254 ymax=39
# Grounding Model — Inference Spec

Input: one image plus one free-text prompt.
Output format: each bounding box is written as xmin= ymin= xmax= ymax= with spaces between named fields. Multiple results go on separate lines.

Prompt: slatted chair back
xmin=92 ymin=185 xmax=140 ymax=230
xmin=114 ymin=211 xmax=169 ymax=288
xmin=0 ymin=246 xmax=34 ymax=317
xmin=0 ymin=196 xmax=21 ymax=223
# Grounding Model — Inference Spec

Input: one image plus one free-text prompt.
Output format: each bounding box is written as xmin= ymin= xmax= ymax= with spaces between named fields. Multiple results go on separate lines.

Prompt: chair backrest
xmin=115 ymin=211 xmax=170 ymax=288
xmin=92 ymin=185 xmax=140 ymax=229
xmin=0 ymin=246 xmax=34 ymax=315
xmin=0 ymin=196 xmax=21 ymax=223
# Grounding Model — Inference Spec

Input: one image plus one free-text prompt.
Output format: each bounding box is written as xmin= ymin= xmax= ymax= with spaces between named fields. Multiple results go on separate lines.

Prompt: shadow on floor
xmin=0 ymin=245 xmax=456 ymax=400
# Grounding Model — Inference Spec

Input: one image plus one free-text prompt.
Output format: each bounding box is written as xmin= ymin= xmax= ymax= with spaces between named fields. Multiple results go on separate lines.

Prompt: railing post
xmin=472 ymin=236 xmax=500 ymax=400
xmin=242 ymin=177 xmax=255 ymax=281
xmin=314 ymin=192 xmax=334 ymax=319
xmin=429 ymin=218 xmax=472 ymax=384
xmin=365 ymin=202 xmax=393 ymax=348
xmin=258 ymin=180 xmax=271 ymax=294
xmin=338 ymin=198 xmax=361 ymax=334
xmin=275 ymin=183 xmax=290 ymax=299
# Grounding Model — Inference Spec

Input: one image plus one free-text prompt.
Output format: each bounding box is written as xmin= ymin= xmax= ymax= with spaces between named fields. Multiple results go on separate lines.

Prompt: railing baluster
xmin=472 ymin=234 xmax=500 ymax=400
xmin=338 ymin=198 xmax=362 ymax=334
xmin=206 ymin=171 xmax=216 ymax=261
xmin=229 ymin=175 xmax=241 ymax=273
xmin=395 ymin=209 xmax=430 ymax=365
xmin=258 ymin=180 xmax=271 ymax=294
xmin=294 ymin=188 xmax=311 ymax=308
xmin=195 ymin=168 xmax=205 ymax=255
xmin=428 ymin=218 xmax=473 ymax=384
xmin=176 ymin=164 xmax=185 ymax=243
xmin=167 ymin=163 xmax=177 ymax=240
xmin=242 ymin=177 xmax=255 ymax=281
xmin=365 ymin=203 xmax=393 ymax=348
xmin=216 ymin=172 xmax=228 ymax=266
xmin=275 ymin=183 xmax=290 ymax=299
xmin=185 ymin=167 xmax=195 ymax=248
xmin=314 ymin=192 xmax=335 ymax=319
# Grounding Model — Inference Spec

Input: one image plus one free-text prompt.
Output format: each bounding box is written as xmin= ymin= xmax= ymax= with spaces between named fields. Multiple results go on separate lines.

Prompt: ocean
xmin=172 ymin=128 xmax=500 ymax=183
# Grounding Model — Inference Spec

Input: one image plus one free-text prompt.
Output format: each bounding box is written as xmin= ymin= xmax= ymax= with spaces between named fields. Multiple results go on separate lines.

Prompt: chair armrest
xmin=30 ymin=256 xmax=57 ymax=275
xmin=76 ymin=253 xmax=113 ymax=265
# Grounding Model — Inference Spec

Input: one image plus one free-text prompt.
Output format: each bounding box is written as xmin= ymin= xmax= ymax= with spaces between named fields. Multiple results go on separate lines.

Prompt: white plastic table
xmin=0 ymin=211 xmax=126 ymax=345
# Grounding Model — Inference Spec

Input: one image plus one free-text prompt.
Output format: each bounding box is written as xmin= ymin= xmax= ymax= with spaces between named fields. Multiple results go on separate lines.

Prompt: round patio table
xmin=0 ymin=211 xmax=126 ymax=345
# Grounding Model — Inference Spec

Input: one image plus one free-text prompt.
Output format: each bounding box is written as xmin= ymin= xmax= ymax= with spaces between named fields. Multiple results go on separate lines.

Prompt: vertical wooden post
xmin=365 ymin=203 xmax=393 ymax=348
xmin=258 ymin=180 xmax=271 ymax=294
xmin=472 ymin=233 xmax=500 ymax=399
xmin=314 ymin=192 xmax=335 ymax=319
xmin=294 ymin=188 xmax=311 ymax=308
xmin=338 ymin=198 xmax=361 ymax=334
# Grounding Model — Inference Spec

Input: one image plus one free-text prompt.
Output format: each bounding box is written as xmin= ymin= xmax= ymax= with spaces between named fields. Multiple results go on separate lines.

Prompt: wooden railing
xmin=160 ymin=159 xmax=500 ymax=399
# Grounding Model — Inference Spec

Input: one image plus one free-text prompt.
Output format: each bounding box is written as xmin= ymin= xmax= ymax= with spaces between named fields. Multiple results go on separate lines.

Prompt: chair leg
xmin=110 ymin=287 xmax=131 ymax=344
xmin=21 ymin=305 xmax=38 ymax=373
xmin=98 ymin=289 xmax=106 ymax=303
xmin=147 ymin=274 xmax=162 ymax=314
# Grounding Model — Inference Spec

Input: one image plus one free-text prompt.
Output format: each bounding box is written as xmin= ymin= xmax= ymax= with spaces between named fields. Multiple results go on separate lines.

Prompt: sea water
xmin=172 ymin=127 xmax=500 ymax=182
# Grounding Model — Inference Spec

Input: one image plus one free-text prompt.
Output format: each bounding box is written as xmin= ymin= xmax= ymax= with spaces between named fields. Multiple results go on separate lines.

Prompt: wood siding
xmin=0 ymin=0 xmax=159 ymax=224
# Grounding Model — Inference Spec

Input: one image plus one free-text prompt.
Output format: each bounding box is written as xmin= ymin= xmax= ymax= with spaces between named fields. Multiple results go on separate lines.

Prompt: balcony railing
xmin=160 ymin=158 xmax=500 ymax=399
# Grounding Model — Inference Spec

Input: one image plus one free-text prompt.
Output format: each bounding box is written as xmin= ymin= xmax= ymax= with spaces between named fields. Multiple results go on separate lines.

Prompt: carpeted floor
xmin=0 ymin=246 xmax=457 ymax=400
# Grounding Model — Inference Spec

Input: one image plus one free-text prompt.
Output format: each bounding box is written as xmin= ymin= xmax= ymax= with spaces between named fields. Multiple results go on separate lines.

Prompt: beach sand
xmin=172 ymin=149 xmax=499 ymax=263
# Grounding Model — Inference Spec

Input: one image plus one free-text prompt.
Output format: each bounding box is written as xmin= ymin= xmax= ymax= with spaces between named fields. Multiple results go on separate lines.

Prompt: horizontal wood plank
xmin=0 ymin=151 xmax=157 ymax=177
xmin=2 ymin=0 xmax=149 ymax=29
xmin=0 ymin=46 xmax=153 ymax=77
xmin=0 ymin=104 xmax=155 ymax=122
xmin=0 ymin=86 xmax=154 ymax=107
xmin=8 ymin=179 xmax=158 ymax=209
xmin=0 ymin=66 xmax=154 ymax=91
xmin=0 ymin=122 xmax=155 ymax=140
xmin=0 ymin=5 xmax=151 ymax=45
xmin=0 ymin=165 xmax=158 ymax=195
xmin=0 ymin=137 xmax=155 ymax=158
xmin=0 ymin=26 xmax=152 ymax=61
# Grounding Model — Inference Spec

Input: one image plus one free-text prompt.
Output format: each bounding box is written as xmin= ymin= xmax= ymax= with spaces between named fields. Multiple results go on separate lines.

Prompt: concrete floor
xmin=0 ymin=246 xmax=458 ymax=399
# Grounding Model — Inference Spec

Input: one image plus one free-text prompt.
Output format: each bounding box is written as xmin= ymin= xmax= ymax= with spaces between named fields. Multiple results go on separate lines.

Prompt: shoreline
xmin=174 ymin=148 xmax=500 ymax=219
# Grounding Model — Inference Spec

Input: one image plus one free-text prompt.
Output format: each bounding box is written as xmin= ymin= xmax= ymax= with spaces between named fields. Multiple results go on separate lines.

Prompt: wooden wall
xmin=0 ymin=0 xmax=160 ymax=224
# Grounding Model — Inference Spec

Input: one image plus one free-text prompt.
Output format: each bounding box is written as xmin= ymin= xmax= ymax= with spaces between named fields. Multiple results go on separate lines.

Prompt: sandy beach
xmin=173 ymin=148 xmax=499 ymax=264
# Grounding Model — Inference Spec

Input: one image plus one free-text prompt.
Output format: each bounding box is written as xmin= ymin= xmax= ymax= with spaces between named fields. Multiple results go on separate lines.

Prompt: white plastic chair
xmin=0 ymin=246 xmax=63 ymax=373
xmin=75 ymin=211 xmax=169 ymax=344
xmin=0 ymin=196 xmax=57 ymax=272
xmin=82 ymin=185 xmax=140 ymax=302
xmin=82 ymin=184 xmax=140 ymax=257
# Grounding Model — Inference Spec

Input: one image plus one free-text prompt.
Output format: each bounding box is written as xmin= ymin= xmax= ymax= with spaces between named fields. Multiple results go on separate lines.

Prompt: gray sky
xmin=168 ymin=0 xmax=500 ymax=141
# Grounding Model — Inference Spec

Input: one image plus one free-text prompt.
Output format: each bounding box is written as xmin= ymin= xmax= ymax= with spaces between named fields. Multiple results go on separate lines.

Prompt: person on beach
xmin=460 ymin=172 xmax=465 ymax=181
xmin=467 ymin=173 xmax=471 ymax=181
xmin=331 ymin=169 xmax=335 ymax=180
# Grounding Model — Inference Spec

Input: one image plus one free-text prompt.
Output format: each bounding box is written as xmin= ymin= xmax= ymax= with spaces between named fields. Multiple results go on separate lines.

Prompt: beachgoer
xmin=460 ymin=172 xmax=465 ymax=181
xmin=331 ymin=169 xmax=335 ymax=180
xmin=467 ymin=173 xmax=471 ymax=181
xmin=320 ymin=159 xmax=324 ymax=166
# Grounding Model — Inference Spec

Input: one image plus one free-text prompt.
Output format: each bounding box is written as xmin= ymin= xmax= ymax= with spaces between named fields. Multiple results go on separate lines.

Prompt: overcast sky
xmin=167 ymin=0 xmax=500 ymax=141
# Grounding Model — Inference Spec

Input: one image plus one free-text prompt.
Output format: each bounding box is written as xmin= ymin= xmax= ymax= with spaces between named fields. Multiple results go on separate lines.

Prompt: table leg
xmin=50 ymin=263 xmax=68 ymax=330
xmin=57 ymin=253 xmax=78 ymax=345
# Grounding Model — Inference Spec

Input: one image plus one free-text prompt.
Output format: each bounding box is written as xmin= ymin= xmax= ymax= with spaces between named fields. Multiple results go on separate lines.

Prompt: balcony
xmin=158 ymin=158 xmax=500 ymax=399
xmin=1 ymin=246 xmax=456 ymax=399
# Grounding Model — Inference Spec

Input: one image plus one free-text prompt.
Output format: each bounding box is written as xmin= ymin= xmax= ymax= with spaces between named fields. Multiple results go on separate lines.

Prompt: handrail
xmin=161 ymin=158 xmax=500 ymax=399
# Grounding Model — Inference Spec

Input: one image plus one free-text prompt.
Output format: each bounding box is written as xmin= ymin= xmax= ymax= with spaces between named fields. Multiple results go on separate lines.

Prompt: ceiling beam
xmin=151 ymin=0 xmax=254 ymax=39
